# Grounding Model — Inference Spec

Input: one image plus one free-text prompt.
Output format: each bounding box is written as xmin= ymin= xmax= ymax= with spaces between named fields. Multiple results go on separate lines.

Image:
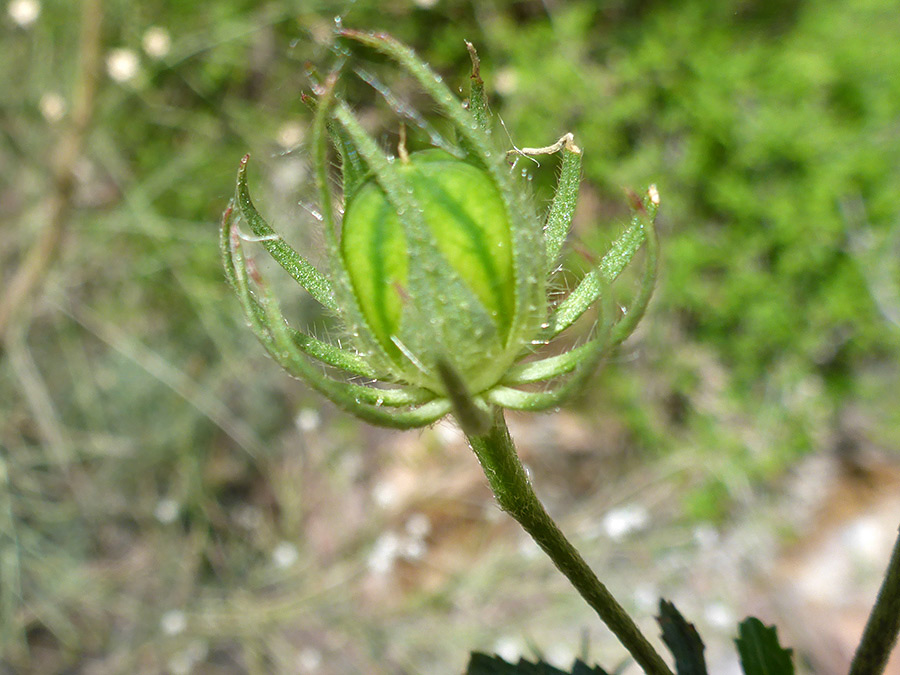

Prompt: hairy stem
xmin=467 ymin=409 xmax=672 ymax=675
xmin=849 ymin=524 xmax=900 ymax=675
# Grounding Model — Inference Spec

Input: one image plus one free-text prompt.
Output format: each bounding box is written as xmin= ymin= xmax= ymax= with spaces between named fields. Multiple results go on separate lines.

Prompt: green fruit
xmin=341 ymin=149 xmax=514 ymax=367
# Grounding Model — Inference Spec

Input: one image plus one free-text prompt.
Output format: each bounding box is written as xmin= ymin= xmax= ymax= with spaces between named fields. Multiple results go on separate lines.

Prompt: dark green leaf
xmin=465 ymin=652 xmax=610 ymax=675
xmin=735 ymin=617 xmax=794 ymax=675
xmin=657 ymin=599 xmax=708 ymax=675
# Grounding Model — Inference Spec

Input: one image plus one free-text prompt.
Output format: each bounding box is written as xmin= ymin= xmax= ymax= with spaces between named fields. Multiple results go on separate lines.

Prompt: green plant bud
xmin=340 ymin=149 xmax=516 ymax=381
xmin=222 ymin=30 xmax=659 ymax=430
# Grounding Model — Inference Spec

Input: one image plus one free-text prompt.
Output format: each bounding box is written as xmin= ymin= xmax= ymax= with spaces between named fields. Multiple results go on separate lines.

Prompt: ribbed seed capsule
xmin=340 ymin=149 xmax=515 ymax=375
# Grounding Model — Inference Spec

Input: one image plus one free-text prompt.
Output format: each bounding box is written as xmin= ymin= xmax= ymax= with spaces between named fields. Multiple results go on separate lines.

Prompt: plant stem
xmin=0 ymin=0 xmax=103 ymax=342
xmin=849 ymin=524 xmax=900 ymax=675
xmin=467 ymin=408 xmax=672 ymax=675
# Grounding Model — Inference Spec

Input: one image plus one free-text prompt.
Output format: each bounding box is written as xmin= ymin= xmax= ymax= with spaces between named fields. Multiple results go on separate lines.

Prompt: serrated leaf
xmin=465 ymin=652 xmax=610 ymax=675
xmin=570 ymin=662 xmax=611 ymax=675
xmin=657 ymin=599 xmax=708 ymax=675
xmin=735 ymin=617 xmax=794 ymax=675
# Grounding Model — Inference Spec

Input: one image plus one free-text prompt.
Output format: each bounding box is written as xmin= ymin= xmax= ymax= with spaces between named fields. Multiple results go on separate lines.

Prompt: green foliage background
xmin=2 ymin=0 xmax=898 ymax=671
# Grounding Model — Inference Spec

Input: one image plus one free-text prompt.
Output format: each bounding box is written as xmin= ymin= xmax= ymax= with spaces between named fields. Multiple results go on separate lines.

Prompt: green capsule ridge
xmin=340 ymin=149 xmax=515 ymax=372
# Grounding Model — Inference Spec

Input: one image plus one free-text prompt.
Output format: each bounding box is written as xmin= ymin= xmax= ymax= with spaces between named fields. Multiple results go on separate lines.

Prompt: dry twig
xmin=0 ymin=0 xmax=104 ymax=341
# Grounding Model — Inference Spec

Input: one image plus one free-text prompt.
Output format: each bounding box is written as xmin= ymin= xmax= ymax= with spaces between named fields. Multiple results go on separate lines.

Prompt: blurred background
xmin=2 ymin=0 xmax=899 ymax=673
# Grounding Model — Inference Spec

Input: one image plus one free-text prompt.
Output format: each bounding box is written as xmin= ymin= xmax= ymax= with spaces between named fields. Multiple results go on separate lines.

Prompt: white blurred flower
xmin=704 ymin=601 xmax=734 ymax=629
xmin=601 ymin=503 xmax=650 ymax=541
xmin=632 ymin=582 xmax=658 ymax=613
xmin=493 ymin=636 xmax=523 ymax=663
xmin=272 ymin=541 xmax=299 ymax=569
xmin=494 ymin=67 xmax=519 ymax=96
xmin=298 ymin=647 xmax=323 ymax=672
xmin=106 ymin=48 xmax=140 ymax=83
xmin=413 ymin=0 xmax=439 ymax=7
xmin=295 ymin=407 xmax=320 ymax=432
xmin=168 ymin=640 xmax=208 ymax=675
xmin=277 ymin=121 xmax=305 ymax=150
xmin=39 ymin=92 xmax=66 ymax=123
xmin=692 ymin=523 xmax=719 ymax=550
xmin=154 ymin=497 xmax=180 ymax=524
xmin=844 ymin=514 xmax=891 ymax=565
xmin=400 ymin=537 xmax=427 ymax=561
xmin=404 ymin=513 xmax=431 ymax=538
xmin=367 ymin=531 xmax=401 ymax=574
xmin=8 ymin=0 xmax=40 ymax=27
xmin=371 ymin=480 xmax=399 ymax=509
xmin=545 ymin=644 xmax=575 ymax=669
xmin=160 ymin=609 xmax=187 ymax=636
xmin=142 ymin=26 xmax=171 ymax=59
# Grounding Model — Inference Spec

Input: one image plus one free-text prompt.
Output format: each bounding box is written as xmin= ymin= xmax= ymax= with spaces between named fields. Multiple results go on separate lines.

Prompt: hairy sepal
xmin=234 ymin=156 xmax=337 ymax=311
xmin=309 ymin=75 xmax=402 ymax=381
xmin=228 ymin=225 xmax=449 ymax=428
